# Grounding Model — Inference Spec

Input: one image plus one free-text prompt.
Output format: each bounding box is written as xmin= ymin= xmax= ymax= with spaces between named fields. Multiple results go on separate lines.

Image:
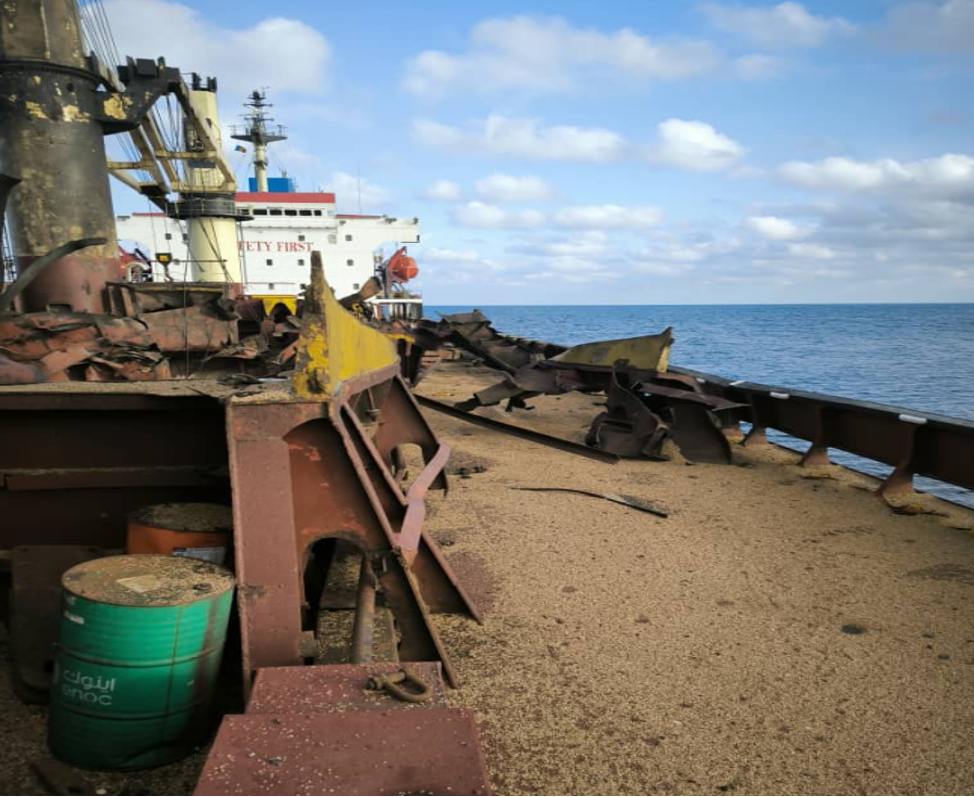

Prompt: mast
xmin=230 ymin=90 xmax=287 ymax=192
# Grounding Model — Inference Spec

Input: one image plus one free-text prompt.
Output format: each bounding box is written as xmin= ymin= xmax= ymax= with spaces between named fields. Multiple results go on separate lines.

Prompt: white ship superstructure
xmin=116 ymin=195 xmax=420 ymax=305
xmin=116 ymin=88 xmax=422 ymax=315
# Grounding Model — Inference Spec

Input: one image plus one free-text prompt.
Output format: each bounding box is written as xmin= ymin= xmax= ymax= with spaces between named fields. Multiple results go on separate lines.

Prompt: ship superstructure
xmin=117 ymin=195 xmax=419 ymax=307
xmin=116 ymin=90 xmax=422 ymax=313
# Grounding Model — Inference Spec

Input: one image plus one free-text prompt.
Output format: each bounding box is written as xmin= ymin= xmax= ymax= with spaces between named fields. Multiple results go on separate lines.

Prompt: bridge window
xmin=346 ymin=259 xmax=354 ymax=266
xmin=313 ymin=210 xmax=322 ymax=216
xmin=299 ymin=210 xmax=312 ymax=216
xmin=344 ymin=234 xmax=352 ymax=241
xmin=298 ymin=259 xmax=305 ymax=266
xmin=253 ymin=208 xmax=267 ymax=215
xmin=269 ymin=209 xmax=282 ymax=216
xmin=266 ymin=259 xmax=273 ymax=266
xmin=285 ymin=209 xmax=297 ymax=216
xmin=298 ymin=235 xmax=305 ymax=241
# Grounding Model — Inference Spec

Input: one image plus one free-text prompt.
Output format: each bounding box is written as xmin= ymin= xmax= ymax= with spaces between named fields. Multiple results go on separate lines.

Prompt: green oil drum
xmin=48 ymin=554 xmax=235 ymax=770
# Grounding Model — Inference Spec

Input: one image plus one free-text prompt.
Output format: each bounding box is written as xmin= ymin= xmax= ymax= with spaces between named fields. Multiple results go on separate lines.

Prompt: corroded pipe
xmin=350 ymin=555 xmax=377 ymax=664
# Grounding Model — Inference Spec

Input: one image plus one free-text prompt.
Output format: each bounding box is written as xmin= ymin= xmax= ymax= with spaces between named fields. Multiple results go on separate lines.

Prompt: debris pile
xmin=417 ymin=310 xmax=743 ymax=464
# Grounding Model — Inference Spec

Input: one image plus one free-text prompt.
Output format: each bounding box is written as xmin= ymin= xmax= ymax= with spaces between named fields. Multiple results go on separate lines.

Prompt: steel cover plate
xmin=247 ymin=663 xmax=447 ymax=714
xmin=194 ymin=708 xmax=491 ymax=795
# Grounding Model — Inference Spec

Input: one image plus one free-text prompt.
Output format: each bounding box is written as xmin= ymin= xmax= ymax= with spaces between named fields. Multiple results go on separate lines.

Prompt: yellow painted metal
xmin=185 ymin=89 xmax=241 ymax=283
xmin=252 ymin=294 xmax=298 ymax=315
xmin=551 ymin=327 xmax=673 ymax=372
xmin=293 ymin=252 xmax=398 ymax=398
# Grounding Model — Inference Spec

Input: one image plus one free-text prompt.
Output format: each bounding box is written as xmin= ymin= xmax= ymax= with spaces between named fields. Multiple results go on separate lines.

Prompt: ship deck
xmin=2 ymin=358 xmax=973 ymax=794
xmin=420 ymin=360 xmax=974 ymax=795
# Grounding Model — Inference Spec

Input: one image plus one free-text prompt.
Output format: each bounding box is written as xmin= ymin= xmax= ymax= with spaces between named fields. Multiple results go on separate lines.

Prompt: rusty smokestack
xmin=0 ymin=0 xmax=120 ymax=313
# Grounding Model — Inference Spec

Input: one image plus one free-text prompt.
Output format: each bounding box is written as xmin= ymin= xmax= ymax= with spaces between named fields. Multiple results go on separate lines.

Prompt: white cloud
xmin=788 ymin=242 xmax=836 ymax=259
xmin=651 ymin=119 xmax=745 ymax=171
xmin=881 ymin=0 xmax=974 ymax=53
xmin=423 ymin=180 xmax=462 ymax=201
xmin=475 ymin=174 xmax=554 ymax=201
xmin=423 ymin=247 xmax=483 ymax=263
xmin=746 ymin=215 xmax=809 ymax=240
xmin=701 ymin=2 xmax=855 ymax=48
xmin=733 ymin=54 xmax=788 ymax=79
xmin=452 ymin=201 xmax=546 ymax=229
xmin=554 ymin=205 xmax=663 ymax=229
xmin=330 ymin=172 xmax=390 ymax=212
xmin=402 ymin=15 xmax=720 ymax=97
xmin=100 ymin=0 xmax=330 ymax=95
xmin=413 ymin=116 xmax=626 ymax=162
xmin=778 ymin=154 xmax=974 ymax=200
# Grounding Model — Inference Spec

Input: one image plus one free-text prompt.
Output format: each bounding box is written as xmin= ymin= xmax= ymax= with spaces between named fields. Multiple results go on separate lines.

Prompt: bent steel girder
xmin=229 ymin=255 xmax=479 ymax=693
xmin=227 ymin=384 xmax=475 ymax=693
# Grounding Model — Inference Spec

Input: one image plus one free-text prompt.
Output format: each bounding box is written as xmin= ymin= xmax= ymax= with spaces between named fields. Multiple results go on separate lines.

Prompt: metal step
xmin=194 ymin=706 xmax=490 ymax=795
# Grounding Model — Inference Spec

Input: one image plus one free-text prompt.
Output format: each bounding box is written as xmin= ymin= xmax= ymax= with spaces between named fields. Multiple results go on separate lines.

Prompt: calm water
xmin=429 ymin=304 xmax=974 ymax=507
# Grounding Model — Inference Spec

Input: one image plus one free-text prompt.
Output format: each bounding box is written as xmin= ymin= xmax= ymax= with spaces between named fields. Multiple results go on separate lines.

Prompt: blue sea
xmin=429 ymin=304 xmax=974 ymax=508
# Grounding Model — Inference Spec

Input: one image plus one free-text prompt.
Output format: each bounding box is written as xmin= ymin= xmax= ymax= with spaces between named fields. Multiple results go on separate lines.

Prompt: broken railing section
xmin=423 ymin=315 xmax=741 ymax=464
xmin=229 ymin=252 xmax=479 ymax=694
xmin=673 ymin=366 xmax=974 ymax=502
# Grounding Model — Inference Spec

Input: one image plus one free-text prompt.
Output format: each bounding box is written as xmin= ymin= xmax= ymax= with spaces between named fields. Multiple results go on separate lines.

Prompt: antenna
xmin=229 ymin=89 xmax=287 ymax=192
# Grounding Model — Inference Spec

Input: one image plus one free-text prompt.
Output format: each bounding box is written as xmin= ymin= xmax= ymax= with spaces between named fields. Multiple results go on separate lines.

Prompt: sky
xmin=100 ymin=0 xmax=974 ymax=304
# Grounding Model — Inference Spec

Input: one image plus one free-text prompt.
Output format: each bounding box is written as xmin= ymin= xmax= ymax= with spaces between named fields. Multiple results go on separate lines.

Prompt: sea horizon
xmin=428 ymin=301 xmax=974 ymax=307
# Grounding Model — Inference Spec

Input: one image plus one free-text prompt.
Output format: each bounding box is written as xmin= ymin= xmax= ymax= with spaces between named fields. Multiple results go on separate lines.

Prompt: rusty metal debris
xmin=0 ymin=237 xmax=108 ymax=313
xmin=417 ymin=394 xmax=619 ymax=463
xmin=421 ymin=315 xmax=741 ymax=464
xmin=512 ymin=487 xmax=668 ymax=517
xmin=420 ymin=309 xmax=974 ymax=502
xmin=588 ymin=364 xmax=742 ymax=464
xmin=416 ymin=310 xmax=563 ymax=375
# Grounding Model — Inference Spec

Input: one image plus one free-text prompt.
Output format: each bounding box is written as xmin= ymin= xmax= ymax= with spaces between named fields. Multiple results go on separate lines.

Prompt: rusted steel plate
xmin=0 ymin=391 xmax=229 ymax=548
xmin=194 ymin=708 xmax=491 ymax=796
xmin=140 ymin=304 xmax=238 ymax=352
xmin=247 ymin=663 xmax=447 ymax=714
xmin=10 ymin=544 xmax=103 ymax=701
xmin=2 ymin=465 xmax=224 ymax=491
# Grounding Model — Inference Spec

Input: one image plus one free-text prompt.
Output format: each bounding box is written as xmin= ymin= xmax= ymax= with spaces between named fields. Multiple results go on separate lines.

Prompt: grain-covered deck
xmin=1 ymin=358 xmax=972 ymax=794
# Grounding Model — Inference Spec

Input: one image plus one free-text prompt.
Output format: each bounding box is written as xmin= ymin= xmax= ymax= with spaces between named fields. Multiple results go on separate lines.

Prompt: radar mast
xmin=230 ymin=90 xmax=287 ymax=192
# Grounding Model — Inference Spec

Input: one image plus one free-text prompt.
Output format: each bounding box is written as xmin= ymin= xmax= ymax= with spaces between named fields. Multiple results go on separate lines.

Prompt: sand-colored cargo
xmin=420 ymin=360 xmax=974 ymax=795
